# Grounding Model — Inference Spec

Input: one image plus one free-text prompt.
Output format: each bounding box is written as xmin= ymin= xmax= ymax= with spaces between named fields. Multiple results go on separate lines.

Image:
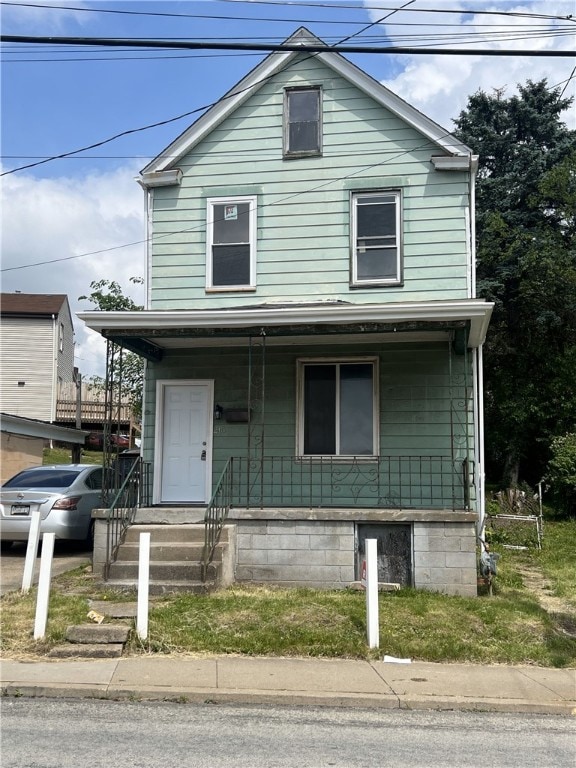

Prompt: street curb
xmin=2 ymin=683 xmax=575 ymax=716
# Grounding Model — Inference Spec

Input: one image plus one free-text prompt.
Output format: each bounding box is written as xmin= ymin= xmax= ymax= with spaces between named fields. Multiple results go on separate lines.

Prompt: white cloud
xmin=1 ymin=0 xmax=91 ymax=30
xmin=1 ymin=163 xmax=146 ymax=378
xmin=367 ymin=0 xmax=576 ymax=131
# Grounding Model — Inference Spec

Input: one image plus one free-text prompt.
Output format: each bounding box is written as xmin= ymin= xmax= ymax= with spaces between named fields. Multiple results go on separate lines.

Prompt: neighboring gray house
xmin=80 ymin=28 xmax=493 ymax=595
xmin=0 ymin=293 xmax=75 ymax=422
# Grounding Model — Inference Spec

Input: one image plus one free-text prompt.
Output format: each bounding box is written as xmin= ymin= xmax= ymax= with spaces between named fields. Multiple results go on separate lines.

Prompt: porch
xmin=81 ymin=300 xmax=492 ymax=596
xmin=94 ymin=451 xmax=477 ymax=596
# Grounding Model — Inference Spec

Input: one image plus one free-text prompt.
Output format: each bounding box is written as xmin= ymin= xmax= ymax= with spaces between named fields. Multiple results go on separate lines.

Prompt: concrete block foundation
xmin=230 ymin=509 xmax=478 ymax=596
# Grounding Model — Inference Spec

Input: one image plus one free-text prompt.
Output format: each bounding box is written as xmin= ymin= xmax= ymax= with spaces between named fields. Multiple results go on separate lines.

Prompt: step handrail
xmin=202 ymin=457 xmax=234 ymax=582
xmin=104 ymin=456 xmax=143 ymax=580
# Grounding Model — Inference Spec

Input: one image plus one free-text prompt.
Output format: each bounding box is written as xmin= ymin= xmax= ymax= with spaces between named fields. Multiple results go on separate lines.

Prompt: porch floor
xmin=133 ymin=506 xmax=476 ymax=525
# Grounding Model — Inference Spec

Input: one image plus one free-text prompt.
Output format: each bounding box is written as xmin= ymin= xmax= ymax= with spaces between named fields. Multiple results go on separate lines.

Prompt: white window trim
xmin=283 ymin=86 xmax=323 ymax=158
xmin=206 ymin=195 xmax=257 ymax=291
xmin=350 ymin=190 xmax=402 ymax=287
xmin=296 ymin=357 xmax=379 ymax=458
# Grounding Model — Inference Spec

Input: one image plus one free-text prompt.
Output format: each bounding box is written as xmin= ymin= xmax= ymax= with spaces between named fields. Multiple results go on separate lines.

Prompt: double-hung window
xmin=284 ymin=87 xmax=322 ymax=157
xmin=351 ymin=190 xmax=402 ymax=286
xmin=298 ymin=360 xmax=377 ymax=456
xmin=206 ymin=196 xmax=257 ymax=290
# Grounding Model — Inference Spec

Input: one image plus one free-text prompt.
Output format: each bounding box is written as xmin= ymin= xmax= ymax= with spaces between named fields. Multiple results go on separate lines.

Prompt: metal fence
xmin=231 ymin=455 xmax=469 ymax=510
xmin=103 ymin=457 xmax=152 ymax=580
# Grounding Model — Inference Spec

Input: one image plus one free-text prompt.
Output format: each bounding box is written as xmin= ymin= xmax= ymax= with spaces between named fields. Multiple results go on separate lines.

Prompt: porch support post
xmin=476 ymin=344 xmax=486 ymax=539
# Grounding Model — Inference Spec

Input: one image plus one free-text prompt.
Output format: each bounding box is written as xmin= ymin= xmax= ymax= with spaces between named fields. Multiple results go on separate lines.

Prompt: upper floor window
xmin=59 ymin=322 xmax=64 ymax=352
xmin=351 ymin=190 xmax=402 ymax=287
xmin=298 ymin=360 xmax=377 ymax=457
xmin=284 ymin=87 xmax=322 ymax=157
xmin=206 ymin=196 xmax=257 ymax=290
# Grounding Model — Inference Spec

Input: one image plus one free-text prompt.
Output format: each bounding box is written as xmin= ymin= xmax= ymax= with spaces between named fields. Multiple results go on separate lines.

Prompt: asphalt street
xmin=2 ymin=698 xmax=575 ymax=768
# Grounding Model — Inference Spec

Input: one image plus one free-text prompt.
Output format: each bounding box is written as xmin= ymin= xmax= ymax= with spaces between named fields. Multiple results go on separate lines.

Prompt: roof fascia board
xmin=138 ymin=169 xmax=182 ymax=188
xmin=141 ymin=47 xmax=298 ymax=176
xmin=140 ymin=30 xmax=471 ymax=177
xmin=431 ymin=155 xmax=474 ymax=171
xmin=78 ymin=300 xmax=493 ymax=347
xmin=312 ymin=50 xmax=471 ymax=158
xmin=1 ymin=414 xmax=88 ymax=443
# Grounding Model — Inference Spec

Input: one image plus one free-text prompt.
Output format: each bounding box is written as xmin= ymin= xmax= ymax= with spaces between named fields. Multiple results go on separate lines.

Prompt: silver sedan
xmin=0 ymin=464 xmax=105 ymax=550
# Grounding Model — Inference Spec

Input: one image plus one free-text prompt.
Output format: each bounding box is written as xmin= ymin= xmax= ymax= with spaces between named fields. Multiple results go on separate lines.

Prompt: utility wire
xmin=4 ymin=64 xmax=574 ymax=277
xmin=0 ymin=128 xmax=463 ymax=274
xmin=560 ymin=65 xmax=576 ymax=96
xmin=212 ymin=0 xmax=576 ymax=24
xmin=2 ymin=35 xmax=574 ymax=56
xmin=2 ymin=33 xmax=573 ymax=176
xmin=3 ymin=0 xmax=573 ymax=24
xmin=4 ymin=29 xmax=571 ymax=178
xmin=5 ymin=29 xmax=574 ymax=62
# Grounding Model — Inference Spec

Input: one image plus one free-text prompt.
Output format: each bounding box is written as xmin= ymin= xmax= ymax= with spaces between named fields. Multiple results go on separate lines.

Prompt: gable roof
xmin=1 ymin=293 xmax=69 ymax=318
xmin=141 ymin=27 xmax=472 ymax=179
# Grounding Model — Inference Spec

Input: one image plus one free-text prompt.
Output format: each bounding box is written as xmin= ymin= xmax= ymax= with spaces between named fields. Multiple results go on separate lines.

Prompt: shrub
xmin=546 ymin=433 xmax=576 ymax=516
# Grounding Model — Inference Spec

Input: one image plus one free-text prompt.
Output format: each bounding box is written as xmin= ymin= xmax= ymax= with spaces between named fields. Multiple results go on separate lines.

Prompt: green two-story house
xmin=81 ymin=28 xmax=493 ymax=596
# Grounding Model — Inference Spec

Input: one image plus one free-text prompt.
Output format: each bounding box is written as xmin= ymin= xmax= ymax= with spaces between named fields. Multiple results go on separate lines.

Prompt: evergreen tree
xmin=453 ymin=81 xmax=576 ymax=485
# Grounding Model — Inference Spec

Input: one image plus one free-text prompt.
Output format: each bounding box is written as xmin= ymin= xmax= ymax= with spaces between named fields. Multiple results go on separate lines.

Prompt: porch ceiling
xmin=78 ymin=299 xmax=493 ymax=362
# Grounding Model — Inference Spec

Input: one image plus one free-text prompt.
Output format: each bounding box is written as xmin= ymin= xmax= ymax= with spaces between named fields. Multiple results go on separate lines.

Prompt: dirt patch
xmin=516 ymin=563 xmax=576 ymax=638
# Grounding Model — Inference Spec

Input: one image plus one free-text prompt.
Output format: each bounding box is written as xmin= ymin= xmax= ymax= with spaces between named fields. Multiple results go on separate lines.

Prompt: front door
xmin=158 ymin=382 xmax=212 ymax=504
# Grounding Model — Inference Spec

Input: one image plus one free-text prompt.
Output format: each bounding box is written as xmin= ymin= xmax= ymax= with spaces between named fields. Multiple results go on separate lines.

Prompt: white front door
xmin=158 ymin=382 xmax=212 ymax=504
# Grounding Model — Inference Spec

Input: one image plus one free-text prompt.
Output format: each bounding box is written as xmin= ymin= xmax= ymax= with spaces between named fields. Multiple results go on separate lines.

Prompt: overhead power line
xmin=3 ymin=0 xmax=573 ymax=24
xmin=2 ymin=35 xmax=574 ymax=56
xmin=0 ymin=128 xmax=457 ymax=274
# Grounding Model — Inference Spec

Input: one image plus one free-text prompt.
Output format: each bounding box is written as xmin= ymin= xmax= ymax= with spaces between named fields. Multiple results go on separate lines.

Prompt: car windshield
xmin=3 ymin=469 xmax=82 ymax=489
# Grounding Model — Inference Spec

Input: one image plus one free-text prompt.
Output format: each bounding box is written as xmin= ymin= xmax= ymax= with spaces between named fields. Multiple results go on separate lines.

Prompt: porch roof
xmin=78 ymin=299 xmax=493 ymax=362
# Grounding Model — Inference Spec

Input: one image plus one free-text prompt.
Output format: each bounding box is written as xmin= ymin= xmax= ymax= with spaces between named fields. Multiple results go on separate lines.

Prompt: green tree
xmin=79 ymin=278 xmax=144 ymax=419
xmin=546 ymin=432 xmax=576 ymax=516
xmin=453 ymin=81 xmax=576 ymax=486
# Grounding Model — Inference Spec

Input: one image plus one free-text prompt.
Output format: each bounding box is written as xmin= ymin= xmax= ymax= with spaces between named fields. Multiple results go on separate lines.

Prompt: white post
xmin=137 ymin=532 xmax=151 ymax=640
xmin=33 ymin=533 xmax=55 ymax=640
xmin=365 ymin=538 xmax=379 ymax=649
xmin=22 ymin=508 xmax=42 ymax=592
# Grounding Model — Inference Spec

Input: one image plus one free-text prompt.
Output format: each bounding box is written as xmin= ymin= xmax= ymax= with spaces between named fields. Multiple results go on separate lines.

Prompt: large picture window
xmin=298 ymin=360 xmax=377 ymax=456
xmin=351 ymin=191 xmax=402 ymax=286
xmin=206 ymin=196 xmax=257 ymax=289
xmin=284 ymin=87 xmax=322 ymax=157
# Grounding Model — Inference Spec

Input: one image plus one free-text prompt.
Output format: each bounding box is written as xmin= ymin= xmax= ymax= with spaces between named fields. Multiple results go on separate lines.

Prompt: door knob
xmin=201 ymin=450 xmax=207 ymax=461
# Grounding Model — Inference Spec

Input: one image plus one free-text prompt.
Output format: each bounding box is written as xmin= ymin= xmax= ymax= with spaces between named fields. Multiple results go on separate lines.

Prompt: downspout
xmin=477 ymin=344 xmax=486 ymax=539
xmin=469 ymin=156 xmax=485 ymax=537
xmin=141 ymin=182 xmax=151 ymax=494
xmin=469 ymin=156 xmax=478 ymax=300
xmin=145 ymin=187 xmax=153 ymax=310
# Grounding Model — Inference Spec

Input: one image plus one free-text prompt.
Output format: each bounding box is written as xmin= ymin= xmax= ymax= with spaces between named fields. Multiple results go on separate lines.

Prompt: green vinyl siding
xmin=143 ymin=341 xmax=474 ymax=507
xmin=148 ymin=54 xmax=472 ymax=310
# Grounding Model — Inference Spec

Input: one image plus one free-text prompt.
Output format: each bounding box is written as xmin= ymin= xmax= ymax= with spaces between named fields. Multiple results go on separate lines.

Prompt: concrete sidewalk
xmin=1 ymin=655 xmax=575 ymax=715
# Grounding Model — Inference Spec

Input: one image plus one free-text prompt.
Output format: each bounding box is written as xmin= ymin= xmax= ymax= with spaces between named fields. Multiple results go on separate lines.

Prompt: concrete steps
xmin=105 ymin=523 xmax=232 ymax=595
xmin=48 ymin=602 xmax=136 ymax=659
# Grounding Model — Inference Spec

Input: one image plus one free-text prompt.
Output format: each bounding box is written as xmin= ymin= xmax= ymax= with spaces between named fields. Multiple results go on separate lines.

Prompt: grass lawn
xmin=43 ymin=447 xmax=103 ymax=465
xmin=2 ymin=520 xmax=575 ymax=667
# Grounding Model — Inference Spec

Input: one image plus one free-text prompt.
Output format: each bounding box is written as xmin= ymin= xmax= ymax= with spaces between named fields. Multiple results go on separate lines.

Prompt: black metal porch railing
xmin=103 ymin=457 xmax=152 ymax=580
xmin=202 ymin=457 xmax=235 ymax=582
xmin=233 ymin=455 xmax=470 ymax=510
xmin=199 ymin=454 xmax=470 ymax=580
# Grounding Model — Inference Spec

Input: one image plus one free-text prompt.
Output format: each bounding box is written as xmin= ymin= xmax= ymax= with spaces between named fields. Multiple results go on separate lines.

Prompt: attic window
xmin=284 ymin=87 xmax=322 ymax=157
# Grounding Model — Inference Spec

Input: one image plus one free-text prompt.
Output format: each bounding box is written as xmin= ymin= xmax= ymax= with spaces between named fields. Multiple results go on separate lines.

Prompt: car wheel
xmin=1 ymin=540 xmax=13 ymax=552
xmin=85 ymin=520 xmax=95 ymax=549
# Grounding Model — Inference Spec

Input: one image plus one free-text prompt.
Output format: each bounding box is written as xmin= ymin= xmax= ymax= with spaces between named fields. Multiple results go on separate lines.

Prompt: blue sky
xmin=1 ymin=0 xmax=575 ymax=377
